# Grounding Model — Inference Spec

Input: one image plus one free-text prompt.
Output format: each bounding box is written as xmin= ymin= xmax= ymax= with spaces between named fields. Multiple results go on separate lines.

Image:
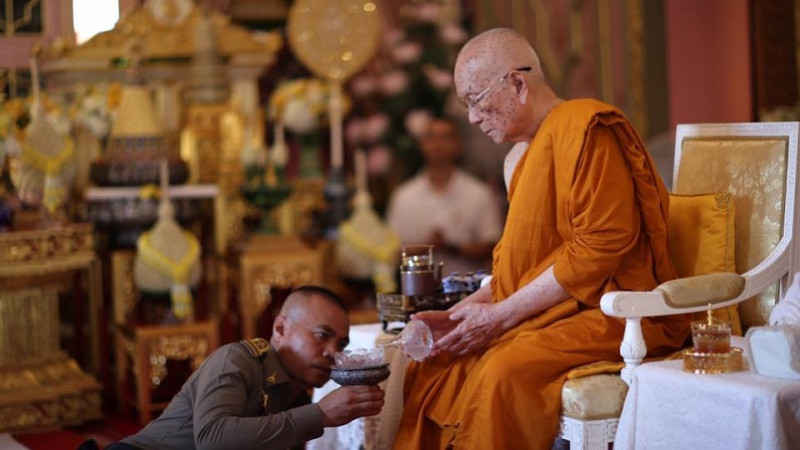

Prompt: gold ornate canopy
xmin=41 ymin=4 xmax=282 ymax=84
xmin=287 ymin=0 xmax=381 ymax=81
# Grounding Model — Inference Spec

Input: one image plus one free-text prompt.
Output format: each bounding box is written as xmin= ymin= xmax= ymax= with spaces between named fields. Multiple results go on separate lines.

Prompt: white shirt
xmin=386 ymin=169 xmax=503 ymax=275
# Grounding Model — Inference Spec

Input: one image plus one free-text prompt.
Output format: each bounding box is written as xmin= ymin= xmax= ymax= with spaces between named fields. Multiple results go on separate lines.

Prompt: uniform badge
xmin=267 ymin=372 xmax=277 ymax=384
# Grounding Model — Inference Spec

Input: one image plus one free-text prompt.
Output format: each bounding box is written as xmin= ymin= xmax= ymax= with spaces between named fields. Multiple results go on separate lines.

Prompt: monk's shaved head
xmin=455 ymin=28 xmax=544 ymax=97
xmin=454 ymin=28 xmax=561 ymax=143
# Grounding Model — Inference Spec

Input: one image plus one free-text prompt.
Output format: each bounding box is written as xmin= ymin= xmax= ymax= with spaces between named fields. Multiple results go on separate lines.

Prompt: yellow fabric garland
xmin=339 ymin=221 xmax=400 ymax=292
xmin=21 ymin=137 xmax=74 ymax=214
xmin=339 ymin=222 xmax=399 ymax=264
xmin=137 ymin=230 xmax=201 ymax=320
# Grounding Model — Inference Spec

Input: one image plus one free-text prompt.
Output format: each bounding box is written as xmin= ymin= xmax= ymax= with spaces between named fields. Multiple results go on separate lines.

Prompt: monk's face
xmin=455 ymin=55 xmax=529 ymax=144
xmin=272 ymin=295 xmax=350 ymax=387
xmin=420 ymin=119 xmax=461 ymax=168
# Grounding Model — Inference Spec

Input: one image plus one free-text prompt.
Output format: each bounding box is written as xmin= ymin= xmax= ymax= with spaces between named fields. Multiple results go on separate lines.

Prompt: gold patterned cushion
xmin=668 ymin=192 xmax=741 ymax=335
xmin=561 ymin=374 xmax=628 ymax=420
xmin=675 ymin=137 xmax=787 ymax=328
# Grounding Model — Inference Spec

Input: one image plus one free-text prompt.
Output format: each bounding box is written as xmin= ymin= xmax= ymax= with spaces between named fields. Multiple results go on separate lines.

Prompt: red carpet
xmin=12 ymin=416 xmax=142 ymax=450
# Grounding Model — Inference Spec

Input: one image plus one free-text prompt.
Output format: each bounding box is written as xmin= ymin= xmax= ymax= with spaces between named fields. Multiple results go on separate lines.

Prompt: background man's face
xmin=420 ymin=119 xmax=460 ymax=168
xmin=274 ymin=296 xmax=350 ymax=387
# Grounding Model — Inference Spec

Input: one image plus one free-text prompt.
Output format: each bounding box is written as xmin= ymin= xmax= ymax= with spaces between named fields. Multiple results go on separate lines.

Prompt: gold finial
xmin=707 ymin=303 xmax=713 ymax=325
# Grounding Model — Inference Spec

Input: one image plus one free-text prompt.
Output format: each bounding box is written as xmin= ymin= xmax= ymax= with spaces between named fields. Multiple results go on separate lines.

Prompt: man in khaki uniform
xmin=111 ymin=285 xmax=384 ymax=450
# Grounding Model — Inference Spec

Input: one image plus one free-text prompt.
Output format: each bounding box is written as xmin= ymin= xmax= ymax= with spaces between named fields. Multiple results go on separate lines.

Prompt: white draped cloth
xmin=308 ymin=323 xmax=409 ymax=450
xmin=615 ymin=337 xmax=800 ymax=450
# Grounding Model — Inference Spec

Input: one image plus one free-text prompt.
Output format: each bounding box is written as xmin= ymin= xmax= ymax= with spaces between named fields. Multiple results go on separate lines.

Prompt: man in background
xmin=386 ymin=116 xmax=503 ymax=275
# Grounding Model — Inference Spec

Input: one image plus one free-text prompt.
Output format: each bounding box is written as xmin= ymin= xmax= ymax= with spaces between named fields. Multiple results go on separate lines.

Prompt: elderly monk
xmin=392 ymin=28 xmax=690 ymax=450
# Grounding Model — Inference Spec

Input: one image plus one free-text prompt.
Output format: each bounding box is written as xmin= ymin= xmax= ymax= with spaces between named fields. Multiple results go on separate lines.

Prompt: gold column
xmin=0 ymin=224 xmax=103 ymax=432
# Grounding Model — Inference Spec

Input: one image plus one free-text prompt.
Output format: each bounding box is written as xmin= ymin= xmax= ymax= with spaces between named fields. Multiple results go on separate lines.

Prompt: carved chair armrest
xmin=599 ymin=272 xmax=745 ymax=383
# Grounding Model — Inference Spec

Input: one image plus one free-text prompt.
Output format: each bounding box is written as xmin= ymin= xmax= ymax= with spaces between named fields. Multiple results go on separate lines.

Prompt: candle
xmin=691 ymin=304 xmax=732 ymax=354
xmin=329 ymin=81 xmax=344 ymax=169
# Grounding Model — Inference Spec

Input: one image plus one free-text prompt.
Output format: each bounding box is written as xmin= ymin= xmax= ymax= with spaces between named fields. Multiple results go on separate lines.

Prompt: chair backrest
xmin=673 ymin=122 xmax=800 ymax=328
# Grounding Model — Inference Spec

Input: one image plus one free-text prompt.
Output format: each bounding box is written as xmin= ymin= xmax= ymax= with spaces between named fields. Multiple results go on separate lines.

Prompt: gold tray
xmin=682 ymin=347 xmax=746 ymax=374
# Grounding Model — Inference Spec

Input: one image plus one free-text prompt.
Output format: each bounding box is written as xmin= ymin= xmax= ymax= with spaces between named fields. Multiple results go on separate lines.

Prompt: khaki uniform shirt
xmin=121 ymin=339 xmax=323 ymax=449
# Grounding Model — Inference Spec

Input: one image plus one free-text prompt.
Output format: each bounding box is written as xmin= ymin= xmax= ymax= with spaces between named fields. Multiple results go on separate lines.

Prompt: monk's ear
xmin=511 ymin=72 xmax=529 ymax=105
xmin=272 ymin=315 xmax=287 ymax=343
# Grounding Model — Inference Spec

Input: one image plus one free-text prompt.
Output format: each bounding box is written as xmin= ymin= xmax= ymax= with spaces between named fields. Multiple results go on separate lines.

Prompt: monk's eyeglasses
xmin=460 ymin=66 xmax=532 ymax=112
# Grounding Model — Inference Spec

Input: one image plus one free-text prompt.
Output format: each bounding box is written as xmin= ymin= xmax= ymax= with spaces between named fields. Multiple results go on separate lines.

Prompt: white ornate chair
xmin=557 ymin=121 xmax=799 ymax=449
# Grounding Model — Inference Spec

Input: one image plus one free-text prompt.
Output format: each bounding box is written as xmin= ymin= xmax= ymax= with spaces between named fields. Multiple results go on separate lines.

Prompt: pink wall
xmin=665 ymin=0 xmax=752 ymax=128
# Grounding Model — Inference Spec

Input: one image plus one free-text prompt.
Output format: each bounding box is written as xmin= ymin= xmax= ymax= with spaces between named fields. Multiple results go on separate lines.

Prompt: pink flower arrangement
xmin=379 ymin=70 xmax=410 ymax=96
xmin=405 ymin=109 xmax=434 ymax=139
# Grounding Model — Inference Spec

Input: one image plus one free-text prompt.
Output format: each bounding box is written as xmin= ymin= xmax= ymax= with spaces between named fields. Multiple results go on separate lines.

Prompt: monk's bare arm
xmin=490 ymin=265 xmax=568 ymax=330
xmin=435 ymin=266 xmax=567 ymax=355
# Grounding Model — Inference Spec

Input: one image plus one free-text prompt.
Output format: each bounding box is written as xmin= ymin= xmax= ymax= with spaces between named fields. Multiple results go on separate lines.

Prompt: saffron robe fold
xmin=393 ymin=99 xmax=691 ymax=450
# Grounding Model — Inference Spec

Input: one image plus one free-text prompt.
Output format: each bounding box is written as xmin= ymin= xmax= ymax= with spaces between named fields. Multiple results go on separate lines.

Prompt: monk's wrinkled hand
xmin=412 ymin=310 xmax=458 ymax=343
xmin=434 ymin=303 xmax=503 ymax=356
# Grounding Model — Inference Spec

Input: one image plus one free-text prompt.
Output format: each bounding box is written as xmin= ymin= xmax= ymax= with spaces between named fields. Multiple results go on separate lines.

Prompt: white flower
xmin=84 ymin=114 xmax=110 ymax=138
xmin=241 ymin=143 xmax=267 ymax=167
xmin=405 ymin=109 xmax=433 ymax=139
xmin=423 ymin=64 xmax=454 ymax=90
xmin=270 ymin=138 xmax=289 ymax=168
xmin=379 ymin=70 xmax=409 ymax=96
xmin=46 ymin=111 xmax=72 ymax=136
xmin=392 ymin=42 xmax=422 ymax=64
xmin=283 ymin=99 xmax=319 ymax=134
xmin=440 ymin=24 xmax=468 ymax=45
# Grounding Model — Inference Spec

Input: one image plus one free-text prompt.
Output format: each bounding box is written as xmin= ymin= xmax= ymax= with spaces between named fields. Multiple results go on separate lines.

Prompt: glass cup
xmin=401 ymin=245 xmax=434 ymax=270
xmin=691 ymin=319 xmax=732 ymax=354
xmin=380 ymin=319 xmax=433 ymax=362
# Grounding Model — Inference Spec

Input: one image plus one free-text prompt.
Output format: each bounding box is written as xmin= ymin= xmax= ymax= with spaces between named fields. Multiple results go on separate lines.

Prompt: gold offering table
xmin=0 ymin=224 xmax=102 ymax=431
xmin=239 ymin=234 xmax=328 ymax=339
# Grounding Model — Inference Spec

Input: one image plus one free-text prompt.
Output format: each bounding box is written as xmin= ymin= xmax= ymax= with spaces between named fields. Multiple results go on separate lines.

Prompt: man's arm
xmin=191 ymin=346 xmax=384 ymax=449
xmin=191 ymin=346 xmax=323 ymax=450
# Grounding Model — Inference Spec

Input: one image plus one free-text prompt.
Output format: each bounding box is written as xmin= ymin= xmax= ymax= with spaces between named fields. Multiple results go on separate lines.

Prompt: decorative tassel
xmin=171 ymin=283 xmax=193 ymax=320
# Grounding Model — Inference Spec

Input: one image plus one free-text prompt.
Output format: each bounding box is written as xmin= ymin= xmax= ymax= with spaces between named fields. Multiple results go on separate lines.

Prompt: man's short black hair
xmin=289 ymin=285 xmax=349 ymax=314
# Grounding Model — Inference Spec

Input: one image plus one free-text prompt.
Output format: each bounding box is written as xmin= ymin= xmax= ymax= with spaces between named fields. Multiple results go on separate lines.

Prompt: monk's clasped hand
xmin=434 ymin=303 xmax=504 ymax=356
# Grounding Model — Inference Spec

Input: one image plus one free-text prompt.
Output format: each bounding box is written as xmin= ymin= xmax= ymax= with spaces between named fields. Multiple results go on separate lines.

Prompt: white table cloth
xmin=308 ymin=323 xmax=409 ymax=450
xmin=615 ymin=337 xmax=800 ymax=450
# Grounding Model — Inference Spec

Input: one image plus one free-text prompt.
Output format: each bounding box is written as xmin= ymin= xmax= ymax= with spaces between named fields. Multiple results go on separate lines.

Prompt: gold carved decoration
xmin=252 ymin=262 xmax=315 ymax=314
xmin=287 ymin=0 xmax=381 ymax=81
xmin=148 ymin=334 xmax=211 ymax=387
xmin=0 ymin=352 xmax=102 ymax=432
xmin=0 ymin=223 xmax=93 ymax=269
xmin=57 ymin=7 xmax=281 ymax=62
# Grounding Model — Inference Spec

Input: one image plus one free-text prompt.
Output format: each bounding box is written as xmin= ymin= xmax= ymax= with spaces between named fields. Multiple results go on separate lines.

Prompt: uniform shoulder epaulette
xmin=240 ymin=338 xmax=270 ymax=358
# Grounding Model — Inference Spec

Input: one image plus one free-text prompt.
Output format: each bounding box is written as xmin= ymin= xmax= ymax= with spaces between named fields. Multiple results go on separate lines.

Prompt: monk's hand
xmin=319 ymin=385 xmax=385 ymax=427
xmin=435 ymin=303 xmax=503 ymax=356
xmin=411 ymin=310 xmax=458 ymax=343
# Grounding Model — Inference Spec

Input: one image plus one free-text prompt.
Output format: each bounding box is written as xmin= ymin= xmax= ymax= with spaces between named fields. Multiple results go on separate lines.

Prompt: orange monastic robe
xmin=393 ymin=99 xmax=690 ymax=449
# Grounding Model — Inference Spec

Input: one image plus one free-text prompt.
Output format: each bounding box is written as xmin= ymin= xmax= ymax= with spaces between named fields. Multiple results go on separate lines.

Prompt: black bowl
xmin=330 ymin=364 xmax=390 ymax=386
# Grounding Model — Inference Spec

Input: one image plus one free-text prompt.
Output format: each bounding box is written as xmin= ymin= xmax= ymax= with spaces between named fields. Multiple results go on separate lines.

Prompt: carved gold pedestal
xmin=0 ymin=225 xmax=103 ymax=432
xmin=0 ymin=351 xmax=102 ymax=432
xmin=239 ymin=235 xmax=326 ymax=339
xmin=111 ymin=250 xmax=220 ymax=424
